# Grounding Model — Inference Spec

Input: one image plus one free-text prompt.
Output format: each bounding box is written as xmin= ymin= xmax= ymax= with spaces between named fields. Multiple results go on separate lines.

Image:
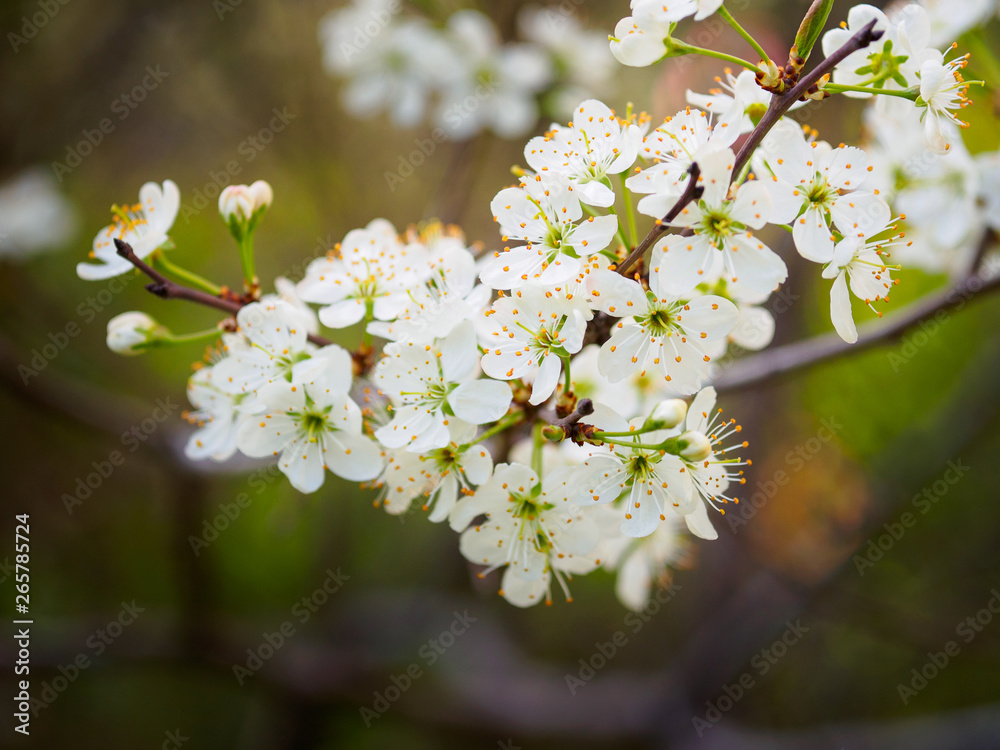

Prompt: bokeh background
xmin=2 ymin=0 xmax=1000 ymax=748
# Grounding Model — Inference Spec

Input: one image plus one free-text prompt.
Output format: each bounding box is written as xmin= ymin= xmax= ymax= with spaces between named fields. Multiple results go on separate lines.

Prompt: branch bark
xmin=114 ymin=239 xmax=332 ymax=347
xmin=713 ymin=267 xmax=1000 ymax=394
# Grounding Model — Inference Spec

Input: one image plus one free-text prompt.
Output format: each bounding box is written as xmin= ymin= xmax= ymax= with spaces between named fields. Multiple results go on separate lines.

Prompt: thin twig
xmin=114 ymin=239 xmax=333 ymax=347
xmin=616 ymin=21 xmax=882 ymax=279
xmin=616 ymin=163 xmax=704 ymax=277
xmin=732 ymin=18 xmax=884 ymax=178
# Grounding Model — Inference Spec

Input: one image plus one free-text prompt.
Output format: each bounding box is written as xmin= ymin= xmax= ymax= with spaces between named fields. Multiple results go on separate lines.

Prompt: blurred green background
xmin=2 ymin=0 xmax=1000 ymax=748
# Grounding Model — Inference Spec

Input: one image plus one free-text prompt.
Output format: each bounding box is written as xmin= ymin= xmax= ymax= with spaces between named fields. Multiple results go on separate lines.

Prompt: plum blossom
xmin=481 ymin=174 xmax=618 ymax=289
xmin=374 ymin=322 xmax=512 ymax=452
xmin=78 ymin=179 xmax=179 ymax=280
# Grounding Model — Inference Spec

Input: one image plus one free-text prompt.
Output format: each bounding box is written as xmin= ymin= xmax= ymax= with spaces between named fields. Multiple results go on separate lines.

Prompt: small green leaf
xmin=793 ymin=0 xmax=835 ymax=66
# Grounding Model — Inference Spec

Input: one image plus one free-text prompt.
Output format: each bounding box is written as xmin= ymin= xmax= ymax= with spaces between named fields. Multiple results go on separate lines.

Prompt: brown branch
xmin=616 ymin=163 xmax=703 ymax=277
xmin=114 ymin=239 xmax=333 ymax=347
xmin=616 ymin=20 xmax=882 ymax=280
xmin=713 ymin=267 xmax=1000 ymax=394
xmin=732 ymin=18 xmax=883 ymax=179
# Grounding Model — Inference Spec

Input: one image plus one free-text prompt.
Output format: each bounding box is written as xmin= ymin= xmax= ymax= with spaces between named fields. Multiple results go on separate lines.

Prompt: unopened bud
xmin=678 ymin=431 xmax=712 ymax=461
xmin=542 ymin=425 xmax=566 ymax=442
xmin=106 ymin=311 xmax=165 ymax=355
xmin=645 ymin=399 xmax=688 ymax=430
xmin=219 ymin=180 xmax=273 ymax=224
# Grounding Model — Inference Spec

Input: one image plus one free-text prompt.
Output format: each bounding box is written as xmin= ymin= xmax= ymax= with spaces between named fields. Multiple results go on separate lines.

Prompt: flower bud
xmin=218 ymin=180 xmax=273 ymax=224
xmin=106 ymin=311 xmax=164 ymax=356
xmin=678 ymin=431 xmax=712 ymax=461
xmin=645 ymin=399 xmax=688 ymax=430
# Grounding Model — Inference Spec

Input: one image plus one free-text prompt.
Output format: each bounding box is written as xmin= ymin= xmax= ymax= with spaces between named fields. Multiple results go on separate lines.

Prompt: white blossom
xmin=236 ymin=345 xmax=383 ymax=492
xmin=586 ymin=268 xmax=738 ymax=394
xmin=481 ymin=174 xmax=619 ymax=289
xmin=653 ymin=148 xmax=787 ymax=297
xmin=524 ymin=99 xmax=642 ymax=207
xmin=480 ymin=285 xmax=591 ymax=406
xmin=78 ymin=179 xmax=179 ymax=280
xmin=297 ymin=218 xmax=426 ymax=328
xmin=453 ymin=463 xmax=600 ymax=607
xmin=374 ymin=322 xmax=512 ymax=452
xmin=759 ymin=120 xmax=888 ymax=263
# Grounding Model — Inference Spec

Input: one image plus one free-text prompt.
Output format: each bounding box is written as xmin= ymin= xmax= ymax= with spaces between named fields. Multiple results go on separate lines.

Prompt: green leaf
xmin=793 ymin=0 xmax=835 ymax=66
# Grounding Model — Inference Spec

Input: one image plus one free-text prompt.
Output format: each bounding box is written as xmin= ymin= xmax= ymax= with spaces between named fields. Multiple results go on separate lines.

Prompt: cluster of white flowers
xmin=75 ymin=1 xmax=994 ymax=610
xmin=319 ymin=0 xmax=614 ymax=139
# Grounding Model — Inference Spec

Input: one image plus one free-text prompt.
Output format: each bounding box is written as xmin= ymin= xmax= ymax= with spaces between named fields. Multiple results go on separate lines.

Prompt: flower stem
xmin=239 ymin=234 xmax=257 ymax=293
xmin=163 ymin=327 xmax=224 ymax=345
xmin=620 ymin=173 xmax=639 ymax=247
xmin=718 ymin=5 xmax=770 ymax=64
xmin=824 ymin=83 xmax=918 ymax=99
xmin=532 ymin=421 xmax=545 ymax=476
xmin=591 ymin=433 xmax=668 ymax=451
xmin=677 ymin=41 xmax=764 ymax=75
xmin=471 ymin=410 xmax=526 ymax=446
xmin=155 ymin=254 xmax=223 ymax=295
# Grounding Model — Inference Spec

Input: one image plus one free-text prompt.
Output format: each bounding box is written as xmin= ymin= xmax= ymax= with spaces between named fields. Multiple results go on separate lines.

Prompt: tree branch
xmin=713 ymin=268 xmax=1000 ymax=394
xmin=732 ymin=18 xmax=883 ymax=178
xmin=616 ymin=163 xmax=703 ymax=277
xmin=114 ymin=239 xmax=333 ymax=347
xmin=616 ymin=19 xmax=882 ymax=280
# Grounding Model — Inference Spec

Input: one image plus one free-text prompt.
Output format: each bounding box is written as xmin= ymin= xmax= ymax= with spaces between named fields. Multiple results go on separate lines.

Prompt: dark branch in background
xmin=715 ymin=260 xmax=1000 ymax=394
xmin=732 ymin=18 xmax=883 ymax=177
xmin=114 ymin=239 xmax=333 ymax=347
xmin=616 ymin=163 xmax=703 ymax=277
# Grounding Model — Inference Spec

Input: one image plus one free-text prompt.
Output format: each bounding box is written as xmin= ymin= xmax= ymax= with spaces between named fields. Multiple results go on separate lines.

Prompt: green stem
xmin=561 ymin=355 xmax=572 ymax=395
xmin=591 ymin=434 xmax=668 ymax=451
xmin=594 ymin=429 xmax=653 ymax=439
xmin=163 ymin=327 xmax=224 ymax=345
xmin=620 ymin=173 xmax=639 ymax=248
xmin=824 ymin=83 xmax=918 ymax=99
xmin=470 ymin=411 xmax=526 ymax=446
xmin=239 ymin=234 xmax=257 ymax=290
xmin=718 ymin=5 xmax=770 ymax=63
xmin=155 ymin=254 xmax=223 ymax=295
xmin=531 ymin=421 xmax=545 ymax=476
xmin=361 ymin=300 xmax=374 ymax=349
xmin=679 ymin=43 xmax=764 ymax=75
